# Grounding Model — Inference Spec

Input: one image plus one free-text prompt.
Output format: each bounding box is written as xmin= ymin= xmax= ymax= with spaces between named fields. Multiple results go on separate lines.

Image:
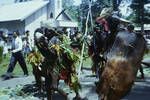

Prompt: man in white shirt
xmin=2 ymin=31 xmax=28 ymax=80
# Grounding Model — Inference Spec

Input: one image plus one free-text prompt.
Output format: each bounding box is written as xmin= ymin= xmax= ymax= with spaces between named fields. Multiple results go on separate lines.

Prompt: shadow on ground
xmin=123 ymin=78 xmax=150 ymax=100
xmin=21 ymin=83 xmax=68 ymax=100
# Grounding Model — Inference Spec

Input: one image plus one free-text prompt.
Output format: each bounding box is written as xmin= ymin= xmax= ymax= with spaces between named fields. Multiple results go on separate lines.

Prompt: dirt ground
xmin=0 ymin=58 xmax=150 ymax=100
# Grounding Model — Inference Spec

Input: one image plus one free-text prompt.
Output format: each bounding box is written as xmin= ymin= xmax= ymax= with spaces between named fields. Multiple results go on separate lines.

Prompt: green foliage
xmin=126 ymin=11 xmax=138 ymax=24
xmin=62 ymin=0 xmax=79 ymax=21
xmin=0 ymin=86 xmax=24 ymax=98
xmin=70 ymin=74 xmax=81 ymax=92
xmin=144 ymin=8 xmax=150 ymax=23
xmin=27 ymin=51 xmax=43 ymax=66
xmin=80 ymin=0 xmax=113 ymax=31
xmin=0 ymin=46 xmax=3 ymax=64
xmin=130 ymin=0 xmax=150 ymax=23
xmin=0 ymin=85 xmax=37 ymax=100
xmin=0 ymin=53 xmax=32 ymax=76
xmin=62 ymin=0 xmax=75 ymax=8
xmin=60 ymin=35 xmax=79 ymax=63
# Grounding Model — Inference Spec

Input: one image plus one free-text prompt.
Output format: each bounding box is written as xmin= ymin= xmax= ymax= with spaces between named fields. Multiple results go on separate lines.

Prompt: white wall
xmin=25 ymin=5 xmax=48 ymax=47
xmin=58 ymin=20 xmax=78 ymax=27
xmin=48 ymin=0 xmax=54 ymax=19
xmin=48 ymin=0 xmax=63 ymax=19
xmin=55 ymin=0 xmax=62 ymax=19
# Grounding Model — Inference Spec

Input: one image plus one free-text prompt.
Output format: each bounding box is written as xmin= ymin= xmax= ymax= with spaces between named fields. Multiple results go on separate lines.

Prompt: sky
xmin=0 ymin=0 xmax=14 ymax=5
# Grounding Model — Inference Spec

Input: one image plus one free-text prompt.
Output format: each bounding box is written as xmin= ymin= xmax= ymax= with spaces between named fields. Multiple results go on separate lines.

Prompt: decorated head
xmin=99 ymin=7 xmax=113 ymax=19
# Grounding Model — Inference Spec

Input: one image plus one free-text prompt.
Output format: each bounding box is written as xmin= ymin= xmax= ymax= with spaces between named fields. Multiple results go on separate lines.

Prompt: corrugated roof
xmin=0 ymin=1 xmax=49 ymax=22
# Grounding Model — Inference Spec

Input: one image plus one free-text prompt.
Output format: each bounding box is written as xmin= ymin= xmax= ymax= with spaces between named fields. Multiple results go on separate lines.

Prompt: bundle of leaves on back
xmin=27 ymin=34 xmax=81 ymax=92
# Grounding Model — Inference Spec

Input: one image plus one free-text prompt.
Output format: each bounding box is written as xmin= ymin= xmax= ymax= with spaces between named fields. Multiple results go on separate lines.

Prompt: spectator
xmin=3 ymin=40 xmax=8 ymax=58
xmin=23 ymin=30 xmax=32 ymax=57
xmin=127 ymin=24 xmax=145 ymax=79
xmin=1 ymin=31 xmax=28 ymax=80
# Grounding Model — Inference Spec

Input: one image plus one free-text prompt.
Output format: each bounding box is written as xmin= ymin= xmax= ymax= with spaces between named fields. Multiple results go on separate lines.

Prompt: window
xmin=50 ymin=13 xmax=53 ymax=18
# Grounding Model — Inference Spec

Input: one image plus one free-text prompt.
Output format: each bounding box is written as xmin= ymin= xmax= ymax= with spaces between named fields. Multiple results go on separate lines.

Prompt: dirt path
xmin=0 ymin=76 xmax=35 ymax=88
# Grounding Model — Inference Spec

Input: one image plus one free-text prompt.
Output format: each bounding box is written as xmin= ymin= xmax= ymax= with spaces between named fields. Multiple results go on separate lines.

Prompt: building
xmin=41 ymin=0 xmax=78 ymax=28
xmin=135 ymin=24 xmax=150 ymax=39
xmin=0 ymin=0 xmax=78 ymax=46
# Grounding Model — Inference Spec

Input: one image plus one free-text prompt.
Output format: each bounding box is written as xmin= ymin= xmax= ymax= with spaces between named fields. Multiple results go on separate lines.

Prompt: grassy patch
xmin=144 ymin=53 xmax=150 ymax=59
xmin=0 ymin=51 xmax=149 ymax=77
xmin=0 ymin=53 xmax=33 ymax=76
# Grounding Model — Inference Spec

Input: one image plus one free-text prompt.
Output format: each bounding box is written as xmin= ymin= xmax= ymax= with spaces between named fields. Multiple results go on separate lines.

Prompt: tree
xmin=62 ymin=0 xmax=79 ymax=21
xmin=130 ymin=0 xmax=150 ymax=24
xmin=79 ymin=0 xmax=113 ymax=31
xmin=62 ymin=0 xmax=75 ymax=8
xmin=144 ymin=0 xmax=150 ymax=23
xmin=112 ymin=0 xmax=122 ymax=11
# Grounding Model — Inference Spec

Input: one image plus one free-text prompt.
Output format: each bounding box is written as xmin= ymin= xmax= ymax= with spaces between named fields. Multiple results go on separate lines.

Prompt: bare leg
xmin=45 ymin=75 xmax=52 ymax=100
xmin=73 ymin=91 xmax=82 ymax=100
xmin=32 ymin=65 xmax=42 ymax=92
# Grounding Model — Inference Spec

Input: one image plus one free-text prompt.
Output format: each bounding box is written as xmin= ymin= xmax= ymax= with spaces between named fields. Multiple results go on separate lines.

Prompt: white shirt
xmin=3 ymin=42 xmax=8 ymax=54
xmin=12 ymin=36 xmax=23 ymax=53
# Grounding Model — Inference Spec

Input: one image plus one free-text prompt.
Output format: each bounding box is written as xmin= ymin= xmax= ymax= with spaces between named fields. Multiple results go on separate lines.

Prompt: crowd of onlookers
xmin=0 ymin=27 xmax=83 ymax=58
xmin=0 ymin=30 xmax=32 ymax=58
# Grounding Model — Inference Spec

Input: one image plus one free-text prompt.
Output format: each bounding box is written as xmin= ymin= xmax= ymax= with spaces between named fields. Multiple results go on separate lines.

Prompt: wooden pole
xmin=78 ymin=0 xmax=92 ymax=77
xmin=89 ymin=1 xmax=93 ymax=30
xmin=78 ymin=10 xmax=90 ymax=77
